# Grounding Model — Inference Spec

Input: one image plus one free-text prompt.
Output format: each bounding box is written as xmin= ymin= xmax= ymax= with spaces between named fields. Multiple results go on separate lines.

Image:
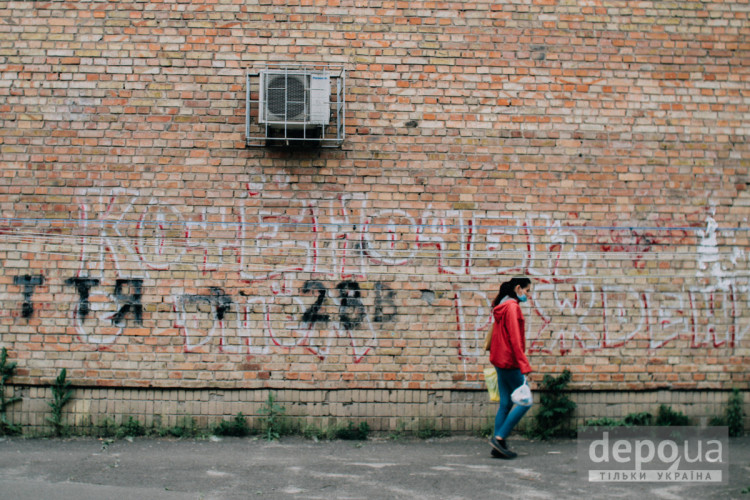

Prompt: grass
xmin=213 ymin=413 xmax=252 ymax=437
xmin=162 ymin=416 xmax=204 ymax=439
xmin=332 ymin=421 xmax=370 ymax=441
xmin=585 ymin=406 xmax=692 ymax=429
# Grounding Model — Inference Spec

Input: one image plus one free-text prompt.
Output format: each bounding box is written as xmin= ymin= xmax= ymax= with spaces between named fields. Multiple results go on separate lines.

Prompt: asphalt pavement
xmin=0 ymin=435 xmax=748 ymax=499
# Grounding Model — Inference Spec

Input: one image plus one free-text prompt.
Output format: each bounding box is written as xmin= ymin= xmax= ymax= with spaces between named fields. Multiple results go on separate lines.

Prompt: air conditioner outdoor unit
xmin=258 ymin=70 xmax=330 ymax=129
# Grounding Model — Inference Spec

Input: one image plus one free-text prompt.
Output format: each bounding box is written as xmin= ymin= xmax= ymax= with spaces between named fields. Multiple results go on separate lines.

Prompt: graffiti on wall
xmin=4 ymin=187 xmax=749 ymax=362
xmin=171 ymin=279 xmax=394 ymax=362
xmin=13 ymin=274 xmax=44 ymax=319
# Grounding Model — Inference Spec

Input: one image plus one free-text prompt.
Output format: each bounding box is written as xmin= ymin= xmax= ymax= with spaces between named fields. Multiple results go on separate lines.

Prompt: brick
xmin=0 ymin=0 xmax=748 ymax=431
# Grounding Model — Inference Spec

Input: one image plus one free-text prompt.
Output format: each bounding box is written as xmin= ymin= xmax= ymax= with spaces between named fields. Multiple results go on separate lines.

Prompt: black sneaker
xmin=489 ymin=437 xmax=517 ymax=459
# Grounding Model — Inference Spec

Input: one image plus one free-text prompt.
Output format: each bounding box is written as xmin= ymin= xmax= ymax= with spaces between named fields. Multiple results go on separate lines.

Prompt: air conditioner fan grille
xmin=267 ymin=75 xmax=306 ymax=120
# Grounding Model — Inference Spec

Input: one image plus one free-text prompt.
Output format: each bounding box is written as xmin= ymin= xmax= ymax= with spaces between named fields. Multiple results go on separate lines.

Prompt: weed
xmin=623 ymin=411 xmax=652 ymax=426
xmin=0 ymin=347 xmax=22 ymax=436
xmin=525 ymin=369 xmax=577 ymax=440
xmin=585 ymin=417 xmax=627 ymax=428
xmin=92 ymin=415 xmax=204 ymax=439
xmin=302 ymin=423 xmax=328 ymax=441
xmin=476 ymin=420 xmax=494 ymax=439
xmin=117 ymin=416 xmax=146 ymax=438
xmin=333 ymin=420 xmax=370 ymax=441
xmin=709 ymin=415 xmax=726 ymax=427
xmin=259 ymin=393 xmax=288 ymax=441
xmin=388 ymin=420 xmax=410 ymax=440
xmin=0 ymin=412 xmax=21 ymax=436
xmin=416 ymin=420 xmax=450 ymax=440
xmin=47 ymin=368 xmax=73 ymax=437
xmin=713 ymin=389 xmax=747 ymax=437
xmin=163 ymin=416 xmax=202 ymax=438
xmin=585 ymin=411 xmax=653 ymax=429
xmin=213 ymin=413 xmax=251 ymax=437
xmin=655 ymin=404 xmax=689 ymax=426
xmin=726 ymin=388 xmax=745 ymax=437
xmin=151 ymin=414 xmax=164 ymax=435
xmin=96 ymin=417 xmax=118 ymax=438
xmin=385 ymin=419 xmax=449 ymax=440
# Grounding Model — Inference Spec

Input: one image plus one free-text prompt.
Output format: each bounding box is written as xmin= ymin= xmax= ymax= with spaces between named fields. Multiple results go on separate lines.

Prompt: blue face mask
xmin=518 ymin=294 xmax=528 ymax=303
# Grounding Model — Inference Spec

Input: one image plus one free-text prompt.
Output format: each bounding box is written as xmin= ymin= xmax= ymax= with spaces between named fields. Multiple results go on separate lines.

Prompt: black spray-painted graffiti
xmin=182 ymin=280 xmax=395 ymax=331
xmin=63 ymin=277 xmax=144 ymax=326
xmin=174 ymin=280 xmax=399 ymax=360
xmin=13 ymin=274 xmax=44 ymax=319
xmin=179 ymin=287 xmax=233 ymax=323
xmin=111 ymin=279 xmax=144 ymax=326
xmin=300 ymin=280 xmax=370 ymax=330
xmin=64 ymin=277 xmax=100 ymax=321
xmin=293 ymin=280 xmax=398 ymax=329
xmin=337 ymin=280 xmax=366 ymax=331
xmin=16 ymin=277 xmax=395 ymax=326
xmin=373 ymin=282 xmax=397 ymax=323
xmin=301 ymin=280 xmax=329 ymax=324
xmin=14 ymin=275 xmax=398 ymax=359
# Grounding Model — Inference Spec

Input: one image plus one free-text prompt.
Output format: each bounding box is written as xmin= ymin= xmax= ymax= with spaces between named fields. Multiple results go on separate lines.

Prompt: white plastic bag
xmin=511 ymin=377 xmax=533 ymax=406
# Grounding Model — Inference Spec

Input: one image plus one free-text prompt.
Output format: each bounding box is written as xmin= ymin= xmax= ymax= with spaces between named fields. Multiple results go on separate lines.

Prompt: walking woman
xmin=487 ymin=276 xmax=533 ymax=459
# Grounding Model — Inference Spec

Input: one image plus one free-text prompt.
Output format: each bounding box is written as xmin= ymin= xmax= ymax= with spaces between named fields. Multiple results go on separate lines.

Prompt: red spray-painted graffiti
xmin=3 ymin=189 xmax=748 ymax=363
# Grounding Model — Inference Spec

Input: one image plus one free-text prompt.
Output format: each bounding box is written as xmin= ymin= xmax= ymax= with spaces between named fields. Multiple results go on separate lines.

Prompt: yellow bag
xmin=483 ymin=323 xmax=493 ymax=351
xmin=483 ymin=367 xmax=500 ymax=402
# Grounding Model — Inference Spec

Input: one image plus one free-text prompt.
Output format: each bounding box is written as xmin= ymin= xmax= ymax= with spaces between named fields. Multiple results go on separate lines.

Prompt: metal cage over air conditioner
xmin=245 ymin=64 xmax=346 ymax=148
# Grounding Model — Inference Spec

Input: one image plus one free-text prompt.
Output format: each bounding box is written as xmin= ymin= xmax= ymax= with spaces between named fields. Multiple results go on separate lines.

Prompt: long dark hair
xmin=491 ymin=277 xmax=532 ymax=308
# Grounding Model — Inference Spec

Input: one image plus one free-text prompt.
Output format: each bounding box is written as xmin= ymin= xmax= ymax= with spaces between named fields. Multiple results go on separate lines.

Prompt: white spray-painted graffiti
xmin=6 ymin=188 xmax=748 ymax=363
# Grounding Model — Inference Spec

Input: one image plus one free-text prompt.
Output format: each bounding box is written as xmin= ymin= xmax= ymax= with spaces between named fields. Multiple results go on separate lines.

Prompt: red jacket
xmin=489 ymin=299 xmax=532 ymax=374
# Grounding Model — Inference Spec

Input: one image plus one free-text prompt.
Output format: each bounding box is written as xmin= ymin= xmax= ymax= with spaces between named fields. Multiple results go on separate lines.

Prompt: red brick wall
xmin=1 ymin=0 xmax=748 ymax=407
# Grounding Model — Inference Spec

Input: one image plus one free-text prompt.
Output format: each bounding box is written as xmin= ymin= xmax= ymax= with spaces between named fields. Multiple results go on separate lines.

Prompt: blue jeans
xmin=493 ymin=367 xmax=532 ymax=439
